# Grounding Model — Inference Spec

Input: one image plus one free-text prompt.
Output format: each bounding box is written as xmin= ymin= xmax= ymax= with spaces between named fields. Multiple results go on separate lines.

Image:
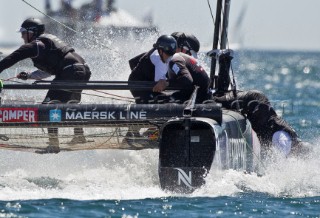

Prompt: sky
xmin=0 ymin=0 xmax=320 ymax=51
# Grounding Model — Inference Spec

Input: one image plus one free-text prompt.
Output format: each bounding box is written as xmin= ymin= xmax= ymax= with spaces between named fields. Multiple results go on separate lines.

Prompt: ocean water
xmin=0 ymin=46 xmax=320 ymax=217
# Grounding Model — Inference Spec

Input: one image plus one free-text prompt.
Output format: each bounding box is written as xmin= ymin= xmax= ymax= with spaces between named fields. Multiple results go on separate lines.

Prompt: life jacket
xmin=32 ymin=34 xmax=74 ymax=75
xmin=128 ymin=48 xmax=156 ymax=81
xmin=168 ymin=53 xmax=211 ymax=102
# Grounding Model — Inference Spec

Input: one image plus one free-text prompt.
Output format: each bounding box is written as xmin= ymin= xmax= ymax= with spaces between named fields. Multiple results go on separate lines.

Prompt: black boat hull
xmin=158 ymin=110 xmax=260 ymax=193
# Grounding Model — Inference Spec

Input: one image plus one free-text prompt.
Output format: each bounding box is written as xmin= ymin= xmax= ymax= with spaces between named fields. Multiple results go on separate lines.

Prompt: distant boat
xmin=229 ymin=1 xmax=248 ymax=50
xmin=42 ymin=0 xmax=158 ymax=45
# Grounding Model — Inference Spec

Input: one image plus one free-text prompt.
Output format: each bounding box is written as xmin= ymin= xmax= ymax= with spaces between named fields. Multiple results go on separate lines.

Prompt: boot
xmin=68 ymin=135 xmax=88 ymax=144
xmin=122 ymin=131 xmax=145 ymax=146
xmin=142 ymin=127 xmax=159 ymax=140
xmin=36 ymin=137 xmax=60 ymax=154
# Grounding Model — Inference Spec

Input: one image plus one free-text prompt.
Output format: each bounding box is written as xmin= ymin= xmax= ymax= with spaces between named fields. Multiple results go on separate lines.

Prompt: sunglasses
xmin=17 ymin=27 xmax=34 ymax=33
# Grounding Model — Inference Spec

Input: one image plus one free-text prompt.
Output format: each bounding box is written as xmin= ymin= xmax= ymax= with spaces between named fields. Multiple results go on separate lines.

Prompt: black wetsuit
xmin=128 ymin=48 xmax=163 ymax=103
xmin=0 ymin=33 xmax=91 ymax=141
xmin=0 ymin=33 xmax=91 ymax=103
xmin=167 ymin=52 xmax=211 ymax=103
xmin=128 ymin=49 xmax=154 ymax=103
xmin=214 ymin=89 xmax=302 ymax=152
xmin=211 ymin=49 xmax=302 ymax=152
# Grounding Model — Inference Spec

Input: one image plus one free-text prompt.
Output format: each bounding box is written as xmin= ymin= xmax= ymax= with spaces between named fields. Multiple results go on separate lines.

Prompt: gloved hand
xmin=153 ymin=79 xmax=168 ymax=92
xmin=17 ymin=71 xmax=29 ymax=80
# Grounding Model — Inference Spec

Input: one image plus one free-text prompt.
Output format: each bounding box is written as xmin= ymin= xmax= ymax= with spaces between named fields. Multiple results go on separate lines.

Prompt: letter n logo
xmin=174 ymin=168 xmax=193 ymax=188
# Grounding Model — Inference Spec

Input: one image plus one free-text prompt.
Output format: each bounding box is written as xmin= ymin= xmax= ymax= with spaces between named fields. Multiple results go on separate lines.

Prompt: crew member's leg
xmin=46 ymin=64 xmax=91 ymax=148
xmin=40 ymin=97 xmax=61 ymax=153
xmin=40 ymin=97 xmax=61 ymax=154
xmin=65 ymin=64 xmax=91 ymax=144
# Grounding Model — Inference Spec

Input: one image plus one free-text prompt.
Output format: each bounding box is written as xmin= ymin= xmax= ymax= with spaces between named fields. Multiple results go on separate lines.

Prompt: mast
xmin=209 ymin=0 xmax=231 ymax=89
xmin=209 ymin=0 xmax=223 ymax=88
xmin=220 ymin=0 xmax=231 ymax=49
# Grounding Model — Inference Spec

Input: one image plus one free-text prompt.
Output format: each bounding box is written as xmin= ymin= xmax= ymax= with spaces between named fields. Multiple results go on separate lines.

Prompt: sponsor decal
xmin=65 ymin=110 xmax=147 ymax=120
xmin=174 ymin=168 xmax=193 ymax=188
xmin=170 ymin=42 xmax=176 ymax=50
xmin=228 ymin=138 xmax=247 ymax=169
xmin=190 ymin=58 xmax=197 ymax=65
xmin=0 ymin=108 xmax=38 ymax=122
xmin=50 ymin=109 xmax=62 ymax=122
xmin=172 ymin=63 xmax=180 ymax=74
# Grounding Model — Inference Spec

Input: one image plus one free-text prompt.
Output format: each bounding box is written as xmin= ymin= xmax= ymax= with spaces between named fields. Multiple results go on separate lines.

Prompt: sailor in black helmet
xmin=152 ymin=35 xmax=211 ymax=103
xmin=171 ymin=32 xmax=200 ymax=59
xmin=0 ymin=18 xmax=91 ymax=153
xmin=125 ymin=33 xmax=204 ymax=144
xmin=128 ymin=32 xmax=201 ymax=103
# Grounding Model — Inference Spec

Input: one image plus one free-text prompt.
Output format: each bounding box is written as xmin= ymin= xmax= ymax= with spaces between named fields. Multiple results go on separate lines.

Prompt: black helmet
xmin=18 ymin=18 xmax=45 ymax=36
xmin=153 ymin=35 xmax=177 ymax=56
xmin=171 ymin=32 xmax=200 ymax=54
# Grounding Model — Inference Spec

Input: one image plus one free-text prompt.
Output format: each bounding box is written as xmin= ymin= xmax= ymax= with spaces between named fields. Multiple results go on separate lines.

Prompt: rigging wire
xmin=81 ymin=91 xmax=135 ymax=103
xmin=207 ymin=0 xmax=215 ymax=25
xmin=2 ymin=78 xmax=28 ymax=84
xmin=93 ymin=90 xmax=134 ymax=100
xmin=21 ymin=0 xmax=123 ymax=55
xmin=22 ymin=0 xmax=76 ymax=34
xmin=2 ymin=77 xmax=17 ymax=82
xmin=1 ymin=77 xmax=134 ymax=103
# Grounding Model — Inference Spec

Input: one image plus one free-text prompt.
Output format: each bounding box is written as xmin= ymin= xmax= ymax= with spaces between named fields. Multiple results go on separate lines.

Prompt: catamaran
xmin=0 ymin=0 xmax=262 ymax=193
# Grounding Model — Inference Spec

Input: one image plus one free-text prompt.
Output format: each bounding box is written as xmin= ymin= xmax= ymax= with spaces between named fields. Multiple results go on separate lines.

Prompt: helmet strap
xmin=158 ymin=49 xmax=166 ymax=63
xmin=27 ymin=31 xmax=31 ymax=43
xmin=26 ymin=30 xmax=36 ymax=43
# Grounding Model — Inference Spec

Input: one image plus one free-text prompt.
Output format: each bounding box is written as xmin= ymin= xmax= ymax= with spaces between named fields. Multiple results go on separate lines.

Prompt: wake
xmin=199 ymin=140 xmax=320 ymax=198
xmin=0 ymin=140 xmax=318 ymax=200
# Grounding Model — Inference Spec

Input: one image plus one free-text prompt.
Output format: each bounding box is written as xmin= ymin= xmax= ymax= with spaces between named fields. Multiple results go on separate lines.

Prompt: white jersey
xmin=149 ymin=50 xmax=168 ymax=81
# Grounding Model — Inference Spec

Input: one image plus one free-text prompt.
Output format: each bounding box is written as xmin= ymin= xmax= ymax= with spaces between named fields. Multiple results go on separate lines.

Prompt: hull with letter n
xmin=158 ymin=110 xmax=260 ymax=193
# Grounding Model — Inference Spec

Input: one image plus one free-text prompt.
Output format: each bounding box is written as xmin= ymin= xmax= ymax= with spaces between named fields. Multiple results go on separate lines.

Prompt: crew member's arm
xmin=167 ymin=58 xmax=193 ymax=89
xmin=153 ymin=79 xmax=168 ymax=92
xmin=153 ymin=57 xmax=193 ymax=92
xmin=0 ymin=41 xmax=41 ymax=73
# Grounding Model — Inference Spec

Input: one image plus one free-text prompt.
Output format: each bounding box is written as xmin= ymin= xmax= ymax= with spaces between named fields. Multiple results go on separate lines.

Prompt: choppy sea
xmin=0 ymin=41 xmax=320 ymax=217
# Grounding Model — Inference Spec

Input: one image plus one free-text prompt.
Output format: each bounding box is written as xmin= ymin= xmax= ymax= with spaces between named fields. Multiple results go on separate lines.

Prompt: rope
xmin=1 ymin=78 xmax=134 ymax=103
xmin=81 ymin=92 xmax=134 ymax=103
xmin=207 ymin=0 xmax=215 ymax=25
xmin=2 ymin=77 xmax=17 ymax=82
xmin=93 ymin=90 xmax=134 ymax=100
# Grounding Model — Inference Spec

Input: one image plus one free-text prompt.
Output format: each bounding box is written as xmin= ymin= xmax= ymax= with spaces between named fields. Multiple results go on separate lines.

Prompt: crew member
xmin=0 ymin=18 xmax=91 ymax=153
xmin=152 ymin=35 xmax=211 ymax=103
xmin=128 ymin=32 xmax=201 ymax=103
xmin=171 ymin=32 xmax=200 ymax=59
xmin=124 ymin=34 xmax=206 ymax=145
xmin=212 ymin=49 xmax=306 ymax=156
